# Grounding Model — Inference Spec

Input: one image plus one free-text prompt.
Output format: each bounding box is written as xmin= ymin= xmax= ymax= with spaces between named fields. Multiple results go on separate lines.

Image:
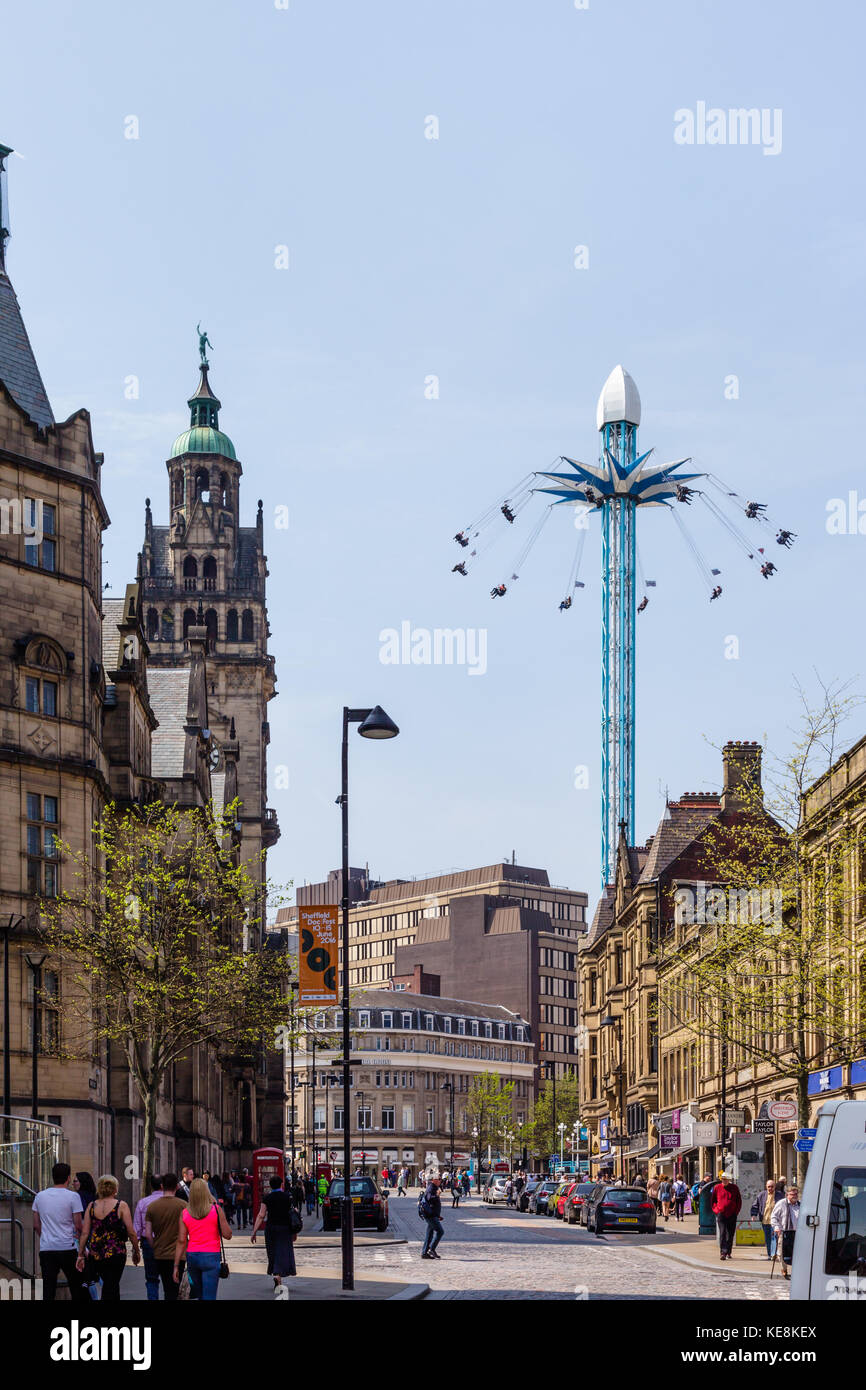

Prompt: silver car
xmin=483 ymin=1175 xmax=512 ymax=1204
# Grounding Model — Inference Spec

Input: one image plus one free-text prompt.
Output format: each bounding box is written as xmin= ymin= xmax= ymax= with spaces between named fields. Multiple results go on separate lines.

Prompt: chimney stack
xmin=721 ymin=741 xmax=762 ymax=813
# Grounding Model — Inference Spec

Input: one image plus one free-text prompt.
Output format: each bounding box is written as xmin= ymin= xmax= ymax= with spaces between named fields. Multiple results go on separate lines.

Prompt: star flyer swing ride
xmin=451 ymin=366 xmax=796 ymax=889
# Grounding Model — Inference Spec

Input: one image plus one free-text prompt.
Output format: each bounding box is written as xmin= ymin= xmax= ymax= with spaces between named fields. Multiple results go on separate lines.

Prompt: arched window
xmin=241 ymin=609 xmax=254 ymax=642
xmin=161 ymin=609 xmax=174 ymax=641
xmin=226 ymin=609 xmax=239 ymax=642
xmin=182 ymin=608 xmax=197 ymax=639
xmin=146 ymin=607 xmax=159 ymax=641
xmin=204 ymin=608 xmax=218 ymax=651
xmin=219 ymin=473 xmax=230 ymax=507
xmin=195 ymin=469 xmax=210 ymax=501
xmin=202 ymin=556 xmax=217 ymax=591
xmin=173 ymin=473 xmax=184 ymax=506
xmin=182 ymin=555 xmax=198 ymax=592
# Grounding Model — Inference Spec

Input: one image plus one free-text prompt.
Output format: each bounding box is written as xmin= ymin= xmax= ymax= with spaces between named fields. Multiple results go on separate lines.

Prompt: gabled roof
xmin=582 ymin=887 xmax=616 ymax=949
xmin=148 ymin=668 xmax=193 ymax=779
xmin=637 ymin=796 xmax=721 ymax=884
xmin=101 ymin=599 xmax=127 ymax=671
xmin=0 ymin=271 xmax=54 ymax=429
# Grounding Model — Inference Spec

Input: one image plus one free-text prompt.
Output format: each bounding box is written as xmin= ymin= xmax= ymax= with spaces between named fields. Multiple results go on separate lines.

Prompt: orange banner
xmin=298 ymin=905 xmax=339 ymax=1005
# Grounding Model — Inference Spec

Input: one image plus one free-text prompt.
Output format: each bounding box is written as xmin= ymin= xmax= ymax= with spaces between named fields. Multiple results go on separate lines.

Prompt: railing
xmin=0 ymin=1169 xmax=37 ymax=1279
xmin=0 ymin=1117 xmax=67 ymax=1194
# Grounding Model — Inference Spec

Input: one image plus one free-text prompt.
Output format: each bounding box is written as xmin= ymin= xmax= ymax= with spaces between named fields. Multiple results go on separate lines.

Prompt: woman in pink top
xmin=174 ymin=1178 xmax=232 ymax=1299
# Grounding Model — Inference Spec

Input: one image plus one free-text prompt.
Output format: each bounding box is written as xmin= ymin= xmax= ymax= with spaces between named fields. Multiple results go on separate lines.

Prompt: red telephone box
xmin=252 ymin=1147 xmax=284 ymax=1213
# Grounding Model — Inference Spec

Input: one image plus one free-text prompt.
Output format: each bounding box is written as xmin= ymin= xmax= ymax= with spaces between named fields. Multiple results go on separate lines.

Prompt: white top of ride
xmin=596 ymin=365 xmax=641 ymax=431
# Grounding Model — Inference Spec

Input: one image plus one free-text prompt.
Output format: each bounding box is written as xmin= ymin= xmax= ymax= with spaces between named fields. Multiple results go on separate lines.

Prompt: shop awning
xmin=655 ymin=1145 xmax=696 ymax=1164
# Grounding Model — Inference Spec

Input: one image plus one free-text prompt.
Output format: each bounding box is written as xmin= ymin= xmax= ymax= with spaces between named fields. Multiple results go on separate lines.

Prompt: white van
xmin=790 ymin=1099 xmax=866 ymax=1300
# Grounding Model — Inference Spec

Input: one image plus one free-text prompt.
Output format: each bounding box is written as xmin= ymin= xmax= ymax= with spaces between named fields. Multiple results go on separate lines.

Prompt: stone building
xmin=0 ymin=143 xmax=281 ymax=1187
xmin=288 ymin=989 xmax=533 ymax=1180
xmin=277 ymin=862 xmax=587 ymax=1093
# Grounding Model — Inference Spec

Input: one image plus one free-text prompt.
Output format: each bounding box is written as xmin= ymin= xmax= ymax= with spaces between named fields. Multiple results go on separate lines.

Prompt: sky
xmin=3 ymin=0 xmax=864 ymax=914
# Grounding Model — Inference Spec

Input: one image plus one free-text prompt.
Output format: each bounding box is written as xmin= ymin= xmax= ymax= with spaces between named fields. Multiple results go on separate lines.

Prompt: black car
xmin=322 ymin=1176 xmax=389 ymax=1232
xmin=518 ymin=1178 xmax=540 ymax=1212
xmin=529 ymin=1180 xmax=559 ymax=1215
xmin=584 ymin=1184 xmax=656 ymax=1234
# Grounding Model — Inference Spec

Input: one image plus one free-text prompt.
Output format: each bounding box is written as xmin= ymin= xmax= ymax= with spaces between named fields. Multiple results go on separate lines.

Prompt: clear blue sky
xmin=4 ymin=0 xmax=864 ymax=910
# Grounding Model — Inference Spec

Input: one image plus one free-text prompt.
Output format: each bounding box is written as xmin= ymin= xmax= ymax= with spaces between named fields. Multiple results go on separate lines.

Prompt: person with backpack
xmin=658 ymin=1177 xmax=673 ymax=1222
xmin=673 ymin=1176 xmax=688 ymax=1221
xmin=419 ymin=1175 xmax=444 ymax=1259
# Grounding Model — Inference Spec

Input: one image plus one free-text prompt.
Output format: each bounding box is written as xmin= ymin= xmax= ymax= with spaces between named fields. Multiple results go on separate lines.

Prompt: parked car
xmin=555 ymin=1181 xmax=578 ymax=1219
xmin=530 ymin=1180 xmax=559 ymax=1215
xmin=584 ymin=1184 xmax=656 ymax=1234
xmin=564 ymin=1182 xmax=596 ymax=1225
xmin=518 ymin=1177 xmax=541 ymax=1213
xmin=322 ymin=1176 xmax=389 ymax=1232
xmin=483 ymin=1175 xmax=512 ymax=1204
xmin=546 ymin=1180 xmax=572 ymax=1216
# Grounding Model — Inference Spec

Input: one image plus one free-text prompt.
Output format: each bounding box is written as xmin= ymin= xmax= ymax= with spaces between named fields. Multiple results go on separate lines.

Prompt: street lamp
xmin=557 ymin=1121 xmax=566 ymax=1171
xmin=24 ymin=951 xmax=47 ymax=1121
xmin=337 ymin=704 xmax=399 ymax=1291
xmin=1 ymin=915 xmax=22 ymax=1125
xmin=471 ymin=1126 xmax=481 ymax=1193
xmin=600 ymin=1014 xmax=625 ymax=1177
xmin=441 ymin=1080 xmax=456 ymax=1171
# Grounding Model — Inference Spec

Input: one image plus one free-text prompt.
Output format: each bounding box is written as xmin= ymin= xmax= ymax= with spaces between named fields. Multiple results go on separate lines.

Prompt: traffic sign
xmin=794 ymin=1137 xmax=814 ymax=1153
xmin=798 ymin=1127 xmax=817 ymax=1139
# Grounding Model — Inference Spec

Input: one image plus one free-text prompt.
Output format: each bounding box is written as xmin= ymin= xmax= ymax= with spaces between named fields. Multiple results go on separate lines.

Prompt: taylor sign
xmin=767 ymin=1100 xmax=798 ymax=1123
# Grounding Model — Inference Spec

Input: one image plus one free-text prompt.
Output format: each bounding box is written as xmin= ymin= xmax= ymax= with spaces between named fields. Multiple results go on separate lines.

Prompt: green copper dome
xmin=169 ymin=425 xmax=236 ymax=460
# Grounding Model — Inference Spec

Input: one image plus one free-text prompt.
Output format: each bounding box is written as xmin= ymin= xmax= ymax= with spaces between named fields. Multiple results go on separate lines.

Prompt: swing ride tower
xmin=537 ymin=367 xmax=701 ymax=887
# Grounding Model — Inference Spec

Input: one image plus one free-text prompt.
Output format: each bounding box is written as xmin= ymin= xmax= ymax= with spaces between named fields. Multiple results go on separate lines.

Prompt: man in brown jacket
xmin=144 ymin=1174 xmax=188 ymax=1300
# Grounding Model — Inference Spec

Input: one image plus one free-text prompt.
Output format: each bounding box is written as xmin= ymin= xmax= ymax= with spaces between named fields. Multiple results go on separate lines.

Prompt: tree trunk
xmin=141 ymin=1076 xmax=159 ymax=1198
xmin=796 ymin=1071 xmax=810 ymax=1188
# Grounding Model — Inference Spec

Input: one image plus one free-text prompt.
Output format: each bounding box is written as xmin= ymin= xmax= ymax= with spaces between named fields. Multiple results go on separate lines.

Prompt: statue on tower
xmin=196 ymin=323 xmax=213 ymax=364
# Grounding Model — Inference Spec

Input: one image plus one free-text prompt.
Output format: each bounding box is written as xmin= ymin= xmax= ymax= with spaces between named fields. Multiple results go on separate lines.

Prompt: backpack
xmin=418 ymin=1193 xmax=433 ymax=1219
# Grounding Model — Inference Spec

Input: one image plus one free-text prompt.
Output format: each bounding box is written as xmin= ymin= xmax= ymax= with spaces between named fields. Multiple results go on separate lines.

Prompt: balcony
xmin=263 ymin=807 xmax=280 ymax=848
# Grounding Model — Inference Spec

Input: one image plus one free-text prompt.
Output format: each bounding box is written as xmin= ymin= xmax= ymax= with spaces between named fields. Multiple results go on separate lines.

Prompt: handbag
xmin=216 ymin=1207 xmax=229 ymax=1279
xmin=289 ymin=1206 xmax=303 ymax=1235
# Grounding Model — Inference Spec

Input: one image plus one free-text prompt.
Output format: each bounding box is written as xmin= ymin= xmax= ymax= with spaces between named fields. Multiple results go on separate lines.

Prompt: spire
xmin=0 ymin=142 xmax=54 ymax=429
xmin=187 ymin=360 xmax=221 ymax=430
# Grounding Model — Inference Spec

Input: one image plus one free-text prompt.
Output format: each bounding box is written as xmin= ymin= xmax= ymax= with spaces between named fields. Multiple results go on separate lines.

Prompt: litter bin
xmin=698 ymin=1182 xmax=717 ymax=1236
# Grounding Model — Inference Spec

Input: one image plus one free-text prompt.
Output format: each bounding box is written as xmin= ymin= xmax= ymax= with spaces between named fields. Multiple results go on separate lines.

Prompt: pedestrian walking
xmin=711 ymin=1172 xmax=742 ymax=1261
xmin=505 ymin=1177 xmax=515 ymax=1208
xmin=76 ymin=1175 xmax=141 ymax=1300
xmin=770 ymin=1184 xmax=800 ymax=1279
xmin=174 ymin=1178 xmax=232 ymax=1300
xmin=234 ymin=1171 xmax=251 ymax=1229
xmin=221 ymin=1172 xmax=236 ymax=1226
xmin=658 ymin=1178 xmax=673 ymax=1222
xmin=450 ymin=1172 xmax=462 ymax=1208
xmin=144 ymin=1174 xmax=188 ymax=1301
xmin=647 ymin=1175 xmax=660 ymax=1213
xmin=673 ymin=1176 xmax=688 ymax=1222
xmin=419 ymin=1175 xmax=444 ymax=1260
xmin=133 ymin=1175 xmax=164 ymax=1300
xmin=177 ymin=1167 xmax=194 ymax=1202
xmin=397 ymin=1165 xmax=408 ymax=1196
xmin=317 ymin=1172 xmax=329 ymax=1207
xmin=251 ymin=1175 xmax=302 ymax=1289
xmin=461 ymin=1170 xmax=470 ymax=1198
xmin=32 ymin=1162 xmax=88 ymax=1303
xmin=634 ymin=1171 xmax=647 ymax=1190
xmin=304 ymin=1173 xmax=317 ymax=1215
xmin=758 ymin=1179 xmax=779 ymax=1259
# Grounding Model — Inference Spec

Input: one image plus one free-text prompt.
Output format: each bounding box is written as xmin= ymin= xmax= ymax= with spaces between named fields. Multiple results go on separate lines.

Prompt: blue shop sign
xmin=851 ymin=1058 xmax=866 ymax=1088
xmin=808 ymin=1065 xmax=843 ymax=1096
xmin=599 ymin=1117 xmax=610 ymax=1153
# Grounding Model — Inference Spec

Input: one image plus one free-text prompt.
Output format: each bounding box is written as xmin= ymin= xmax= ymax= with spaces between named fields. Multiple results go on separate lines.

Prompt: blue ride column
xmin=599 ymin=417 xmax=637 ymax=888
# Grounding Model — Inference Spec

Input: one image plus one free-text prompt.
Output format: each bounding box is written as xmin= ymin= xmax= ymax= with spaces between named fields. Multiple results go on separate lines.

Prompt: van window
xmin=824 ymin=1167 xmax=866 ymax=1276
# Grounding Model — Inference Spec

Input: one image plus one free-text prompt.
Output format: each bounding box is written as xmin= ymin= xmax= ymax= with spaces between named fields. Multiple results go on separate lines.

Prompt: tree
xmin=527 ymin=1070 xmax=581 ymax=1169
xmin=657 ymin=681 xmax=866 ymax=1184
xmin=43 ymin=799 xmax=291 ymax=1192
xmin=464 ymin=1074 xmax=515 ymax=1191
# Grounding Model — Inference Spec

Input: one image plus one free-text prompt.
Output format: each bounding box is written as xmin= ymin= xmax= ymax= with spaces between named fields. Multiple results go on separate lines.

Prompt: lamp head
xmin=357 ymin=705 xmax=399 ymax=740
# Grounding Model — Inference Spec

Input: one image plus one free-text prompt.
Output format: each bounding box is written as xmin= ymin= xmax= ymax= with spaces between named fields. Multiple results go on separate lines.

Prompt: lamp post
xmin=24 ymin=951 xmax=47 ymax=1121
xmin=545 ymin=1060 xmax=557 ymax=1173
xmin=441 ymin=1080 xmax=455 ymax=1170
xmin=337 ymin=704 xmax=399 ymax=1291
xmin=288 ymin=978 xmax=296 ymax=1179
xmin=472 ymin=1126 xmax=481 ymax=1193
xmin=310 ymin=1033 xmax=317 ymax=1178
xmin=557 ymin=1121 xmax=566 ymax=1172
xmin=1 ymin=916 xmax=22 ymax=1126
xmin=601 ymin=1013 xmax=625 ymax=1177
